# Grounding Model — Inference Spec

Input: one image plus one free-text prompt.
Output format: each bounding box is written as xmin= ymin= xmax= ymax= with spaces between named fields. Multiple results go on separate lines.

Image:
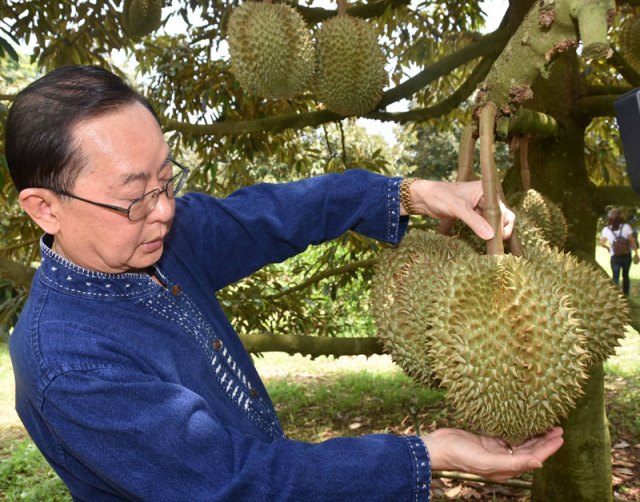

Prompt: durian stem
xmin=519 ymin=134 xmax=531 ymax=191
xmin=503 ymin=134 xmax=530 ymax=256
xmin=337 ymin=0 xmax=348 ymax=16
xmin=439 ymin=125 xmax=477 ymax=236
xmin=478 ymin=102 xmax=504 ymax=255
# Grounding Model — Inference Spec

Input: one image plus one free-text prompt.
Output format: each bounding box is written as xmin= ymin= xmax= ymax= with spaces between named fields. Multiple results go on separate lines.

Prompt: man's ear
xmin=18 ymin=188 xmax=63 ymax=235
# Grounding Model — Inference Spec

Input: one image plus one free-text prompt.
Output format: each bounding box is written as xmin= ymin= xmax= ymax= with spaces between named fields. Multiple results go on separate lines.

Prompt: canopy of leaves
xmin=1 ymin=0 xmax=639 ymax=338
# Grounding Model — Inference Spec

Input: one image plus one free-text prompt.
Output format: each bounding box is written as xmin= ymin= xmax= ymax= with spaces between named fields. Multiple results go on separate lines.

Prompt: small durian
xmin=227 ymin=2 xmax=314 ymax=99
xmin=315 ymin=15 xmax=386 ymax=116
xmin=122 ymin=0 xmax=163 ymax=38
xmin=508 ymin=211 xmax=549 ymax=253
xmin=427 ymin=254 xmax=589 ymax=444
xmin=620 ymin=14 xmax=640 ymax=71
xmin=509 ymin=189 xmax=568 ymax=248
xmin=524 ymin=242 xmax=629 ymax=366
xmin=371 ymin=230 xmax=474 ymax=385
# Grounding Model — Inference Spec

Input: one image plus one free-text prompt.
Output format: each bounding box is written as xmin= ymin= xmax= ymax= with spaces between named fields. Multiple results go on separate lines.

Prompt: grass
xmin=0 ymin=247 xmax=639 ymax=500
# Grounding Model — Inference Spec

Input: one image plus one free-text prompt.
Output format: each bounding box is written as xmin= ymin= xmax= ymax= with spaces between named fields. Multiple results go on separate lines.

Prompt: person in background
xmin=6 ymin=65 xmax=563 ymax=501
xmin=600 ymin=207 xmax=639 ymax=296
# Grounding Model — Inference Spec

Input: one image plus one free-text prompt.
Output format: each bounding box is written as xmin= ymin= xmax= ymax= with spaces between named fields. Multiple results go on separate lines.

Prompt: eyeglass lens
xmin=128 ymin=168 xmax=186 ymax=221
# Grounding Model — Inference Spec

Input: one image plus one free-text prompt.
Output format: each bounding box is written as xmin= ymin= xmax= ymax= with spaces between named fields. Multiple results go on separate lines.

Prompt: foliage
xmin=0 ymin=0 xmax=639 ymax=343
xmin=0 ymin=438 xmax=71 ymax=501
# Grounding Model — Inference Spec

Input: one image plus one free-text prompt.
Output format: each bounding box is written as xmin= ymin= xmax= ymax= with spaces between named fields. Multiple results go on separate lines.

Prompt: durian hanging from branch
xmin=315 ymin=0 xmax=387 ymax=116
xmin=372 ymin=102 xmax=628 ymax=444
xmin=227 ymin=0 xmax=315 ymax=99
xmin=121 ymin=0 xmax=164 ymax=38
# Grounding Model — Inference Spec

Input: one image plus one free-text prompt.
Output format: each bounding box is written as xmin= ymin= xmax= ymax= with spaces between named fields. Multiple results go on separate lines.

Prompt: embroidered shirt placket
xmin=142 ymin=284 xmax=282 ymax=438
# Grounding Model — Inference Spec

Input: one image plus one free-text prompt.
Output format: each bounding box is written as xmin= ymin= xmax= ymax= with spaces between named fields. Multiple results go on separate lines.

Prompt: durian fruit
xmin=371 ymin=230 xmax=475 ymax=385
xmin=315 ymin=15 xmax=386 ymax=116
xmin=227 ymin=2 xmax=314 ymax=99
xmin=524 ymin=241 xmax=629 ymax=366
xmin=451 ymin=219 xmax=487 ymax=254
xmin=122 ymin=0 xmax=163 ymax=38
xmin=506 ymin=211 xmax=549 ymax=253
xmin=425 ymin=254 xmax=589 ymax=444
xmin=509 ymin=189 xmax=568 ymax=248
xmin=620 ymin=14 xmax=640 ymax=71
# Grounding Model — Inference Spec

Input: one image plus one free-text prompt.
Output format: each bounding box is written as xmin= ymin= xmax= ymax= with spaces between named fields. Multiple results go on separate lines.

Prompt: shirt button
xmin=171 ymin=284 xmax=182 ymax=296
xmin=250 ymin=388 xmax=259 ymax=398
xmin=212 ymin=339 xmax=222 ymax=350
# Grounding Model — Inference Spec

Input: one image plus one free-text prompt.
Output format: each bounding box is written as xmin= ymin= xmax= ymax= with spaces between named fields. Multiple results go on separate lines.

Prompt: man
xmin=7 ymin=65 xmax=562 ymax=501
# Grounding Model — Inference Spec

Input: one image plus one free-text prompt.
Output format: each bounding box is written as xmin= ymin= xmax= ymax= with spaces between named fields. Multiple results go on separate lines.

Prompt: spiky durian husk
xmin=508 ymin=190 xmax=568 ymax=248
xmin=371 ymin=230 xmax=474 ymax=385
xmin=122 ymin=0 xmax=163 ymax=38
xmin=620 ymin=15 xmax=640 ymax=71
xmin=426 ymin=254 xmax=588 ymax=444
xmin=450 ymin=219 xmax=487 ymax=254
xmin=227 ymin=2 xmax=314 ymax=99
xmin=524 ymin=242 xmax=629 ymax=365
xmin=507 ymin=210 xmax=549 ymax=253
xmin=315 ymin=15 xmax=386 ymax=116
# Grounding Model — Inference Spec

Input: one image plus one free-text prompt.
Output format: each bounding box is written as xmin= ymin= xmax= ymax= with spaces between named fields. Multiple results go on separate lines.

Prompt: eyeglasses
xmin=50 ymin=158 xmax=190 ymax=222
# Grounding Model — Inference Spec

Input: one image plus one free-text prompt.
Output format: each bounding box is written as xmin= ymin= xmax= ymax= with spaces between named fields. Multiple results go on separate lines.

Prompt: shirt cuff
xmin=387 ymin=176 xmax=409 ymax=243
xmin=403 ymin=435 xmax=432 ymax=501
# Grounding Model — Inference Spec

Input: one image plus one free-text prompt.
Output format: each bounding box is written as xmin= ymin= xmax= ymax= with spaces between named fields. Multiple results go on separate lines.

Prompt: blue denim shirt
xmin=10 ymin=169 xmax=431 ymax=501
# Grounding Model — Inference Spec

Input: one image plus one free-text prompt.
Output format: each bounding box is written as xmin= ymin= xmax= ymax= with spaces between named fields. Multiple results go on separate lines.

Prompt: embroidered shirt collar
xmin=39 ymin=234 xmax=163 ymax=299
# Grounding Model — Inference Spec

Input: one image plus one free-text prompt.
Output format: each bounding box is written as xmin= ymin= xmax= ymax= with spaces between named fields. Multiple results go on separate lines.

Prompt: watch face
xmin=616 ymin=88 xmax=640 ymax=193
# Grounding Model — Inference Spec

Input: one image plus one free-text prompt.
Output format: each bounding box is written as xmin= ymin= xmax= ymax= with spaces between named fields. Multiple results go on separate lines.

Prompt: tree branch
xmin=608 ymin=49 xmax=640 ymax=87
xmin=584 ymin=84 xmax=632 ymax=96
xmin=291 ymin=0 xmax=411 ymax=24
xmin=161 ymin=29 xmax=511 ymax=136
xmin=239 ymin=333 xmax=384 ymax=357
xmin=0 ymin=255 xmax=35 ymax=289
xmin=369 ymin=55 xmax=496 ymax=123
xmin=573 ymin=94 xmax=618 ymax=121
xmin=378 ymin=29 xmax=510 ymax=108
xmin=595 ymin=185 xmax=640 ymax=207
xmin=266 ymin=258 xmax=376 ymax=300
xmin=433 ymin=471 xmax=532 ymax=489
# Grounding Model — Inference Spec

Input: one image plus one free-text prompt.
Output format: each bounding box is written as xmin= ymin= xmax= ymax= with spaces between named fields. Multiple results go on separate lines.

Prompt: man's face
xmin=53 ymin=101 xmax=176 ymax=274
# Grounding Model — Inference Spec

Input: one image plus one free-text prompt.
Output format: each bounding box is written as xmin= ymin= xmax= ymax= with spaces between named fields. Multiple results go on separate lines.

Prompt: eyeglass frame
xmin=44 ymin=158 xmax=190 ymax=222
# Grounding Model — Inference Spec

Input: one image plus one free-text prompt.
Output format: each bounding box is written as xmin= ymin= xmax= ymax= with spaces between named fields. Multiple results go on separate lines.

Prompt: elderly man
xmin=7 ymin=65 xmax=562 ymax=501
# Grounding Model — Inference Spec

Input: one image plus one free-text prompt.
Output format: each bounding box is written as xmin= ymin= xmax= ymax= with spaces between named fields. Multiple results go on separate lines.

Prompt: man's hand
xmin=404 ymin=179 xmax=515 ymax=241
xmin=422 ymin=427 xmax=564 ymax=483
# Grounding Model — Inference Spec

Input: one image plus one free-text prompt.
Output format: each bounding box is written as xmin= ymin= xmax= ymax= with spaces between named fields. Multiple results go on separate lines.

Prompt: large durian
xmin=426 ymin=254 xmax=589 ymax=444
xmin=523 ymin=242 xmax=629 ymax=365
xmin=371 ymin=230 xmax=475 ymax=385
xmin=315 ymin=15 xmax=386 ymax=116
xmin=227 ymin=2 xmax=314 ymax=99
xmin=620 ymin=14 xmax=640 ymax=71
xmin=122 ymin=0 xmax=163 ymax=38
xmin=509 ymin=189 xmax=568 ymax=248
